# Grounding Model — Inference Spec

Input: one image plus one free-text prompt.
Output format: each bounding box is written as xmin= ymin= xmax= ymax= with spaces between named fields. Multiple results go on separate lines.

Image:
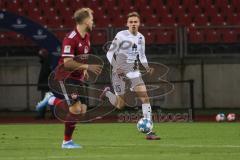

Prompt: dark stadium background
xmin=0 ymin=0 xmax=240 ymax=122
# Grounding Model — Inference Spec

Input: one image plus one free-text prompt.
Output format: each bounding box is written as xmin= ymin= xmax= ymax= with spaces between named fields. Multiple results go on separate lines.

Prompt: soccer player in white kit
xmin=100 ymin=12 xmax=160 ymax=140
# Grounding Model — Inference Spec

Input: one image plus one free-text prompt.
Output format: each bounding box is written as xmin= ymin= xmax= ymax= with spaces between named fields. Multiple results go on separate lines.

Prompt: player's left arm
xmin=139 ymin=36 xmax=153 ymax=74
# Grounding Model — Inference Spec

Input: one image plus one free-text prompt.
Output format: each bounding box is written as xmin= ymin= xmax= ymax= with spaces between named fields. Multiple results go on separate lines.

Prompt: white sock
xmin=106 ymin=91 xmax=117 ymax=106
xmin=142 ymin=103 xmax=152 ymax=120
xmin=63 ymin=140 xmax=72 ymax=144
xmin=48 ymin=96 xmax=56 ymax=106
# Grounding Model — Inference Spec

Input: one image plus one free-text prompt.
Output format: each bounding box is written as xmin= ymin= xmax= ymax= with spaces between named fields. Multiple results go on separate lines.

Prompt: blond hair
xmin=127 ymin=12 xmax=140 ymax=19
xmin=73 ymin=8 xmax=93 ymax=24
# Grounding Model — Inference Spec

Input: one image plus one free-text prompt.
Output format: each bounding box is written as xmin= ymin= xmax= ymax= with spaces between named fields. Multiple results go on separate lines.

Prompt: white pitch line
xmin=155 ymin=144 xmax=240 ymax=148
xmin=95 ymin=143 xmax=240 ymax=149
xmin=0 ymin=155 xmax=147 ymax=160
xmin=1 ymin=143 xmax=240 ymax=150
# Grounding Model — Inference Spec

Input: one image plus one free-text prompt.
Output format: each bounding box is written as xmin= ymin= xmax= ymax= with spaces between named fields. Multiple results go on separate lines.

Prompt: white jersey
xmin=106 ymin=30 xmax=149 ymax=78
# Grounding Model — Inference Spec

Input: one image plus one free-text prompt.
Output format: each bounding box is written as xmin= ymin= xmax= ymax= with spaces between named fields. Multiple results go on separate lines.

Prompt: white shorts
xmin=111 ymin=71 xmax=145 ymax=95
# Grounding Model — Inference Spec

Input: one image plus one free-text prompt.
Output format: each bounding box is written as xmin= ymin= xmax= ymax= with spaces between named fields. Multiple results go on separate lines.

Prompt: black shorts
xmin=52 ymin=78 xmax=87 ymax=104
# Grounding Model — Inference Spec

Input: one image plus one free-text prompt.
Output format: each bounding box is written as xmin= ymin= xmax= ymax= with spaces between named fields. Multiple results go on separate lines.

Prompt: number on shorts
xmin=115 ymin=85 xmax=121 ymax=92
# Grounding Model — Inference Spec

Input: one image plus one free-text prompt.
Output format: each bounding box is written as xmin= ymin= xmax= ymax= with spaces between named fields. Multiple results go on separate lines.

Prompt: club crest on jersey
xmin=78 ymin=43 xmax=82 ymax=47
xmin=138 ymin=37 xmax=142 ymax=44
xmin=84 ymin=46 xmax=89 ymax=53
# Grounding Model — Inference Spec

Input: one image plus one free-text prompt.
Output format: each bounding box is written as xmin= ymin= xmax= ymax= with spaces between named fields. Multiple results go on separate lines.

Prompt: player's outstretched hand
xmin=87 ymin=64 xmax=103 ymax=75
xmin=83 ymin=70 xmax=89 ymax=80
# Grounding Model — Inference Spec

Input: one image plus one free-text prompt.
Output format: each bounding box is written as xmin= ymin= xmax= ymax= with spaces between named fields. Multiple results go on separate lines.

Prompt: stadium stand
xmin=0 ymin=0 xmax=240 ymax=55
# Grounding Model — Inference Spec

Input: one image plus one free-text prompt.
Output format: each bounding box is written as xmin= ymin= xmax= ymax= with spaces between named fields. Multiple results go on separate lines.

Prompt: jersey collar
xmin=127 ymin=30 xmax=139 ymax=36
xmin=75 ymin=28 xmax=87 ymax=40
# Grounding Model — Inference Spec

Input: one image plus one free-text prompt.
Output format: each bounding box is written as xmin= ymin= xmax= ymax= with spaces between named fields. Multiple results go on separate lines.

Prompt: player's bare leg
xmin=62 ymin=93 xmax=88 ymax=149
xmin=69 ymin=101 xmax=87 ymax=115
xmin=49 ymin=92 xmax=87 ymax=149
xmin=100 ymin=87 xmax=125 ymax=109
xmin=134 ymin=84 xmax=160 ymax=140
xmin=134 ymin=84 xmax=151 ymax=119
xmin=114 ymin=95 xmax=125 ymax=109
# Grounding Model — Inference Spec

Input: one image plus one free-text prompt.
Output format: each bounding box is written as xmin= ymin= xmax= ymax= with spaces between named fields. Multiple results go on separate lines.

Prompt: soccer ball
xmin=216 ymin=113 xmax=226 ymax=122
xmin=227 ymin=113 xmax=236 ymax=122
xmin=137 ymin=118 xmax=153 ymax=133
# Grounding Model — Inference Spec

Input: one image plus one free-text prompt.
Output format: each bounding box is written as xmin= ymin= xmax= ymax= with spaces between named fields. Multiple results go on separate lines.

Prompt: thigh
xmin=52 ymin=79 xmax=87 ymax=104
xmin=65 ymin=79 xmax=88 ymax=104
xmin=130 ymin=76 xmax=145 ymax=91
xmin=64 ymin=79 xmax=85 ymax=95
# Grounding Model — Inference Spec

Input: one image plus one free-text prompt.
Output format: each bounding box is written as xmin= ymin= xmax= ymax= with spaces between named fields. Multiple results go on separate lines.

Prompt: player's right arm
xmin=63 ymin=58 xmax=102 ymax=75
xmin=62 ymin=38 xmax=102 ymax=75
xmin=63 ymin=58 xmax=87 ymax=70
xmin=106 ymin=33 xmax=121 ymax=67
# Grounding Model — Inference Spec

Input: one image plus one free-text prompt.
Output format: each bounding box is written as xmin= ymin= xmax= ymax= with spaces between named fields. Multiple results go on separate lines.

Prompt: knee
xmin=138 ymin=93 xmax=150 ymax=103
xmin=142 ymin=97 xmax=150 ymax=104
xmin=69 ymin=102 xmax=82 ymax=114
xmin=116 ymin=103 xmax=125 ymax=109
xmin=80 ymin=104 xmax=87 ymax=114
xmin=69 ymin=101 xmax=88 ymax=115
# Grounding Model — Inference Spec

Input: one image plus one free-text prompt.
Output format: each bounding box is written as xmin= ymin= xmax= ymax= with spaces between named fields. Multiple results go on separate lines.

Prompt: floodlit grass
xmin=0 ymin=123 xmax=239 ymax=160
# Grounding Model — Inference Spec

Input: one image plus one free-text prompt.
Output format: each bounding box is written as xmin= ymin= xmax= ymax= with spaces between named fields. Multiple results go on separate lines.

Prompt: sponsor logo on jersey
xmin=64 ymin=45 xmax=71 ymax=53
xmin=132 ymin=43 xmax=137 ymax=51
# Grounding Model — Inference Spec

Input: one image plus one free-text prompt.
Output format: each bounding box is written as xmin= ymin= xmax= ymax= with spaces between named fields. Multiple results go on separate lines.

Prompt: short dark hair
xmin=74 ymin=8 xmax=93 ymax=24
xmin=127 ymin=12 xmax=140 ymax=19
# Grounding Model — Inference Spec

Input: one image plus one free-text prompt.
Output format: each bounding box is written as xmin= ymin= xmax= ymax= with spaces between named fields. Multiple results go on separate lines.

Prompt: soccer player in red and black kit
xmin=48 ymin=8 xmax=102 ymax=149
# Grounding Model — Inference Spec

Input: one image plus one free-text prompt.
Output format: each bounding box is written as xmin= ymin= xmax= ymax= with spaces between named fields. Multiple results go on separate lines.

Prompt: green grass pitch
xmin=0 ymin=123 xmax=239 ymax=160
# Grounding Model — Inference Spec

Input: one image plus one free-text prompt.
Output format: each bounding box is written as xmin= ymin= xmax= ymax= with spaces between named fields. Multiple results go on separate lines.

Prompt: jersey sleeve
xmin=106 ymin=33 xmax=121 ymax=66
xmin=139 ymin=36 xmax=149 ymax=69
xmin=61 ymin=37 xmax=76 ymax=58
